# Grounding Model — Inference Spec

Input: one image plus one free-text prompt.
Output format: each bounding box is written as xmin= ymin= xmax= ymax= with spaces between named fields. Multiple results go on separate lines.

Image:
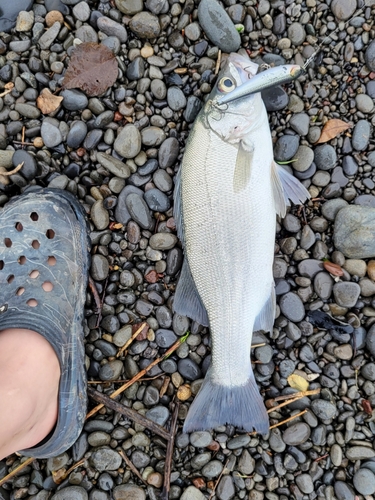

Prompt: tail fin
xmin=183 ymin=370 xmax=269 ymax=434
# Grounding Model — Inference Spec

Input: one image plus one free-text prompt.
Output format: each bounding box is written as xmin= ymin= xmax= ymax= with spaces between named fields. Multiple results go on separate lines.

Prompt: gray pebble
xmin=90 ymin=448 xmax=122 ymax=471
xmin=113 ymin=485 xmax=146 ymax=500
xmin=51 ymin=486 xmax=88 ymax=500
xmin=129 ymin=11 xmax=160 ymax=38
xmin=97 ymin=152 xmax=131 ymax=179
xmin=41 ymin=117 xmax=63 ymax=148
xmin=289 ymin=113 xmax=309 ymax=136
xmin=99 ymin=360 xmax=123 ymax=381
xmin=314 ymin=272 xmax=333 ymax=300
xmin=334 ymin=206 xmax=375 ymax=258
xmin=158 ymin=137 xmax=179 ymax=168
xmin=197 ymin=0 xmax=240 ymax=52
xmin=13 ymin=150 xmax=37 ymax=180
xmin=91 ymin=200 xmax=109 ymax=230
xmin=292 ymin=145 xmax=314 ymax=172
xmin=287 ymin=22 xmax=306 ymax=45
xmin=346 ymin=446 xmax=375 ymax=460
xmin=39 ymin=21 xmax=61 ymax=49
xmin=146 ymin=406 xmax=170 ymax=426
xmin=216 ymin=475 xmax=235 ymax=500
xmin=295 ymin=474 xmax=314 ymax=494
xmin=366 ymin=39 xmax=375 ymax=72
xmin=311 ymin=399 xmax=337 ymax=420
xmin=126 ymin=193 xmax=154 ymax=230
xmin=67 ymin=121 xmax=87 ymax=148
xmin=321 ymin=199 xmax=348 ymax=221
xmin=353 ymin=468 xmax=375 ymax=495
xmin=334 ymin=481 xmax=355 ymax=500
xmin=331 ymin=0 xmax=356 ymax=20
xmin=97 ymin=16 xmax=127 ymax=43
xmin=279 ymin=292 xmax=305 ymax=322
xmin=114 ymin=124 xmax=141 ymax=159
xmin=282 ymin=422 xmax=311 ymax=445
xmin=314 ymin=144 xmax=337 ymax=171
xmin=262 ymin=86 xmax=289 ymax=112
xmin=202 ymin=460 xmax=223 ymax=479
xmin=144 ymin=188 xmax=170 ymax=212
xmin=333 ymin=282 xmax=360 ymax=307
xmin=352 ymin=119 xmax=371 ymax=151
xmin=178 ymin=358 xmax=201 ymax=381
xmin=190 ymin=431 xmax=212 ymax=448
xmin=167 ymin=87 xmax=187 ymax=111
xmin=274 ymin=135 xmax=299 ymax=162
xmin=91 ymin=254 xmax=109 ymax=281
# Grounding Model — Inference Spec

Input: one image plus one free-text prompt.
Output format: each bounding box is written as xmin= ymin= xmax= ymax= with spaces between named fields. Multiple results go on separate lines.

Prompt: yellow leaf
xmin=315 ymin=119 xmax=352 ymax=144
xmin=288 ymin=373 xmax=309 ymax=392
xmin=37 ymin=88 xmax=63 ymax=115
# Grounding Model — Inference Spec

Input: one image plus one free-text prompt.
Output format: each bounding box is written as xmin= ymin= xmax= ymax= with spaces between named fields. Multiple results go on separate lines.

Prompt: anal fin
xmin=173 ymin=257 xmax=209 ymax=327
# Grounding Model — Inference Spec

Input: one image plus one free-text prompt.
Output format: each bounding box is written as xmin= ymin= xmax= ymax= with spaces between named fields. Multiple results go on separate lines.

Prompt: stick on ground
xmin=87 ymin=386 xmax=170 ymax=441
xmin=161 ymin=402 xmax=179 ymax=500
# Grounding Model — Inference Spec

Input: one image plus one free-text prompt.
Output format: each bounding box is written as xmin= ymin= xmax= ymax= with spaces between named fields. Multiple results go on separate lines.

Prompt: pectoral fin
xmin=254 ymin=286 xmax=276 ymax=333
xmin=233 ymin=139 xmax=254 ymax=194
xmin=271 ymin=161 xmax=310 ymax=218
xmin=173 ymin=257 xmax=209 ymax=327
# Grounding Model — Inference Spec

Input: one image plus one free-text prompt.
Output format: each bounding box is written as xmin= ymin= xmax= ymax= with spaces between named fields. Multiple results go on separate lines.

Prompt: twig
xmin=215 ymin=49 xmax=222 ymax=75
xmin=21 ymin=126 xmax=25 ymax=144
xmin=87 ymin=374 xmax=163 ymax=384
xmin=208 ymin=458 xmax=229 ymax=500
xmin=119 ymin=449 xmax=147 ymax=485
xmin=87 ymin=386 xmax=170 ymax=441
xmin=13 ymin=141 xmax=35 ymax=146
xmin=266 ymin=388 xmax=320 ymax=408
xmin=86 ymin=332 xmax=189 ymax=419
xmin=160 ymin=376 xmax=170 ymax=398
xmin=52 ymin=458 xmax=86 ymax=484
xmin=0 ymin=457 xmax=34 ymax=487
xmin=88 ymin=276 xmax=101 ymax=313
xmin=161 ymin=403 xmax=179 ymax=500
xmin=116 ymin=322 xmax=147 ymax=358
xmin=1 ymin=162 xmax=24 ymax=176
xmin=314 ymin=453 xmax=329 ymax=462
xmin=95 ymin=276 xmax=108 ymax=328
xmin=251 ymin=343 xmax=266 ymax=348
xmin=269 ymin=410 xmax=307 ymax=430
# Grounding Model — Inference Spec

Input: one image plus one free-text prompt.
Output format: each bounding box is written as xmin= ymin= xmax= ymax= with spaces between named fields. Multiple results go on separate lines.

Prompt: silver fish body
xmin=173 ymin=53 xmax=309 ymax=433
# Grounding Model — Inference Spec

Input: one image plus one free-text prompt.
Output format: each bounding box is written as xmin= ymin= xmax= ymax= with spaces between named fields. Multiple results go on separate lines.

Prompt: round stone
xmin=353 ymin=468 xmax=375 ymax=495
xmin=331 ymin=0 xmax=356 ymax=20
xmin=282 ymin=422 xmax=311 ymax=445
xmin=90 ymin=448 xmax=122 ymax=471
xmin=279 ymin=292 xmax=305 ymax=322
xmin=333 ymin=282 xmax=360 ymax=307
xmin=366 ymin=39 xmax=375 ymax=72
xmin=114 ymin=124 xmax=141 ymax=159
xmin=292 ymin=145 xmax=314 ymax=172
xmin=197 ymin=0 xmax=240 ymax=52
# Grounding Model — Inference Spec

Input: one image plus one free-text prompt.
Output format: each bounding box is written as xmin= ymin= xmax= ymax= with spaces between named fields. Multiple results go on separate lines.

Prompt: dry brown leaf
xmin=62 ymin=42 xmax=118 ymax=97
xmin=37 ymin=88 xmax=63 ymax=114
xmin=288 ymin=373 xmax=309 ymax=392
xmin=316 ymin=119 xmax=352 ymax=144
xmin=323 ymin=260 xmax=344 ymax=277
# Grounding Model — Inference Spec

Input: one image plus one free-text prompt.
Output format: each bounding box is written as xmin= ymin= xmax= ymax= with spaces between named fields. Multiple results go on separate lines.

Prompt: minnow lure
xmin=214 ymin=4 xmax=370 ymax=106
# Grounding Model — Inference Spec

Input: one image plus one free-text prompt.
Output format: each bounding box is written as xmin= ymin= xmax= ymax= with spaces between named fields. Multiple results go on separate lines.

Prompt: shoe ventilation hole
xmin=16 ymin=287 xmax=25 ymax=296
xmin=29 ymin=270 xmax=40 ymax=279
xmin=0 ymin=260 xmax=3 ymax=270
xmin=42 ymin=281 xmax=53 ymax=292
xmin=15 ymin=222 xmax=23 ymax=232
xmin=48 ymin=256 xmax=56 ymax=266
xmin=30 ymin=212 xmax=39 ymax=221
xmin=46 ymin=229 xmax=55 ymax=239
xmin=27 ymin=299 xmax=38 ymax=307
xmin=32 ymin=240 xmax=40 ymax=249
xmin=18 ymin=256 xmax=26 ymax=265
xmin=7 ymin=275 xmax=14 ymax=284
xmin=4 ymin=238 xmax=12 ymax=248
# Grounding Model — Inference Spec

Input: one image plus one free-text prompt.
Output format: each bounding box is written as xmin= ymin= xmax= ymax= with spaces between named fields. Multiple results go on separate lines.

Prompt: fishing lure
xmin=214 ymin=4 xmax=370 ymax=107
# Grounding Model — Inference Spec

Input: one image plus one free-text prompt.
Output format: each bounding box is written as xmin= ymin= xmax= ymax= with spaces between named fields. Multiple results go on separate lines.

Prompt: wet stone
xmin=352 ymin=119 xmax=371 ymax=151
xmin=227 ymin=434 xmax=250 ymax=450
xmin=67 ymin=121 xmax=87 ymax=148
xmin=129 ymin=11 xmax=160 ymax=38
xmin=314 ymin=272 xmax=333 ymax=300
xmin=295 ymin=474 xmax=313 ymax=494
xmin=51 ymin=487 xmax=88 ymax=500
xmin=178 ymin=358 xmax=202 ymax=381
xmin=279 ymin=292 xmax=305 ymax=322
xmin=361 ymin=363 xmax=375 ymax=381
xmin=289 ymin=113 xmax=309 ymax=136
xmin=282 ymin=422 xmax=311 ymax=445
xmin=311 ymin=399 xmax=337 ymax=420
xmin=334 ymin=206 xmax=375 ymax=258
xmin=144 ymin=188 xmax=170 ymax=212
xmin=216 ymin=475 xmax=235 ymax=500
xmin=366 ymin=39 xmax=375 ymax=72
xmin=190 ymin=431 xmax=212 ymax=448
xmin=155 ymin=329 xmax=177 ymax=348
xmin=126 ymin=193 xmax=154 ymax=230
xmin=262 ymin=86 xmax=289 ymax=112
xmin=146 ymin=406 xmax=170 ymax=426
xmin=197 ymin=0 xmax=240 ymax=52
xmin=202 ymin=460 xmax=223 ymax=479
xmin=167 ymin=87 xmax=187 ymax=111
xmin=114 ymin=124 xmax=141 ymax=159
xmin=184 ymin=96 xmax=202 ymax=122
xmin=41 ymin=118 xmax=63 ymax=148
xmin=287 ymin=22 xmax=306 ymax=45
xmin=292 ymin=145 xmax=314 ymax=172
xmin=334 ymin=481 xmax=355 ymax=500
xmin=314 ymin=144 xmax=337 ymax=171
xmin=13 ymin=150 xmax=37 ymax=180
xmin=113 ymin=485 xmax=146 ymax=500
xmin=274 ymin=135 xmax=299 ymax=162
xmin=333 ymin=282 xmax=360 ymax=308
xmin=126 ymin=57 xmax=145 ymax=80
xmin=158 ymin=137 xmax=179 ymax=169
xmin=97 ymin=16 xmax=127 ymax=43
xmin=90 ymin=448 xmax=122 ymax=471
xmin=346 ymin=446 xmax=375 ymax=460
xmin=91 ymin=254 xmax=109 ymax=281
xmin=353 ymin=468 xmax=375 ymax=495
xmin=99 ymin=360 xmax=123 ymax=381
xmin=149 ymin=233 xmax=177 ymax=250
xmin=61 ymin=89 xmax=88 ymax=110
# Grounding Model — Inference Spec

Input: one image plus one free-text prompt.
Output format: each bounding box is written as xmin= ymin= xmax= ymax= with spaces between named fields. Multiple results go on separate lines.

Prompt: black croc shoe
xmin=0 ymin=188 xmax=91 ymax=458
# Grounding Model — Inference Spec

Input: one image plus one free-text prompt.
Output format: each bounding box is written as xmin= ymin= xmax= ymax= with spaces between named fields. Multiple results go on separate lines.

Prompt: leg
xmin=0 ymin=328 xmax=60 ymax=460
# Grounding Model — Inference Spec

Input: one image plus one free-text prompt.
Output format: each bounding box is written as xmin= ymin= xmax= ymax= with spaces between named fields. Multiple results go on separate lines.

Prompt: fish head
xmin=203 ymin=53 xmax=264 ymax=144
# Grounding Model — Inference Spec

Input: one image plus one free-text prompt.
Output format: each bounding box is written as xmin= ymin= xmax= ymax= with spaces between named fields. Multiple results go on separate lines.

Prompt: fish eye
xmin=218 ymin=77 xmax=236 ymax=93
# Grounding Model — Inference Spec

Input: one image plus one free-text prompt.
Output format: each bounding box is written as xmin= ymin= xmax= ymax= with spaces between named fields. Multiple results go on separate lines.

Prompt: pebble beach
xmin=1 ymin=0 xmax=375 ymax=499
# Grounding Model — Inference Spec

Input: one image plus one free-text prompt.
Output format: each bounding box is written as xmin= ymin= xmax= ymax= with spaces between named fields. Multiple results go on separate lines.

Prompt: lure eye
xmin=218 ymin=77 xmax=236 ymax=93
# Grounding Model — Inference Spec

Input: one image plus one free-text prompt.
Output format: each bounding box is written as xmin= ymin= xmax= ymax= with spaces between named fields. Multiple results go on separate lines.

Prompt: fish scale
xmin=173 ymin=52 xmax=310 ymax=433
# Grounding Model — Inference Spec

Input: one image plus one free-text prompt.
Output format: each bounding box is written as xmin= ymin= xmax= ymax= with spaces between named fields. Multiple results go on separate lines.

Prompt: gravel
xmin=1 ymin=1 xmax=375 ymax=500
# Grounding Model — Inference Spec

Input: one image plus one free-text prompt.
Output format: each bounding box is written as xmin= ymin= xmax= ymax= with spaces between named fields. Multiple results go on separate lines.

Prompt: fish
xmin=173 ymin=51 xmax=310 ymax=434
